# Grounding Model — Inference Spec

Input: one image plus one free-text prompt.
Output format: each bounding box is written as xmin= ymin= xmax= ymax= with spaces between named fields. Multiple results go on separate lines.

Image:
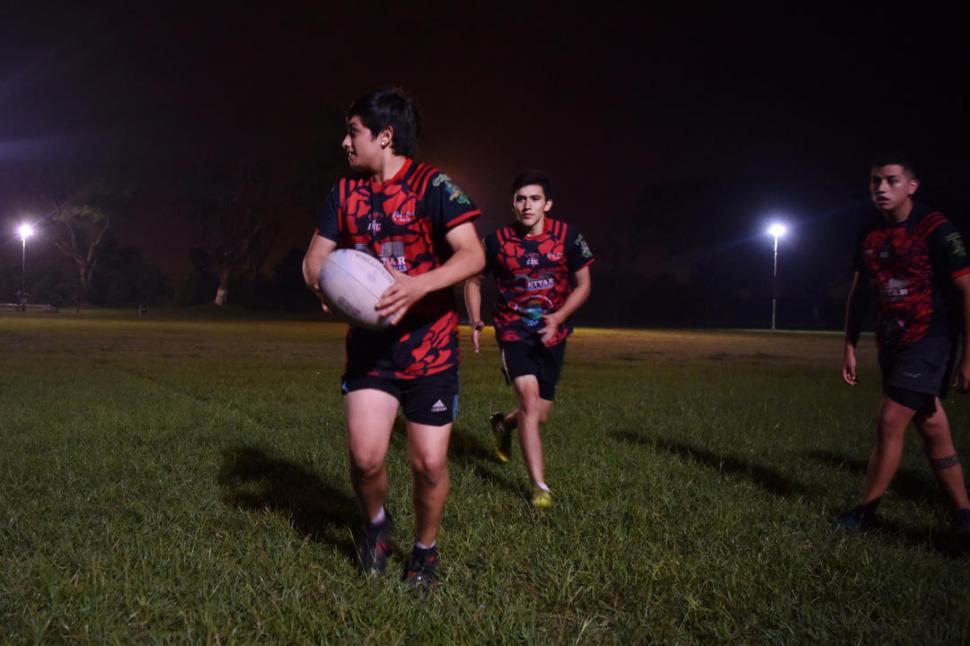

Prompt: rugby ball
xmin=317 ymin=249 xmax=395 ymax=329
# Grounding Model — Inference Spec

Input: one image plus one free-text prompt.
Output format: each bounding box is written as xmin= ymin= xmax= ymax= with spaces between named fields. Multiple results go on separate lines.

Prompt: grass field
xmin=2 ymin=310 xmax=969 ymax=643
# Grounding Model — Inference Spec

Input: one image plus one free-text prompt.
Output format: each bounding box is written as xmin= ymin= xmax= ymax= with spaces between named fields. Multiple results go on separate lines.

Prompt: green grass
xmin=1 ymin=311 xmax=969 ymax=643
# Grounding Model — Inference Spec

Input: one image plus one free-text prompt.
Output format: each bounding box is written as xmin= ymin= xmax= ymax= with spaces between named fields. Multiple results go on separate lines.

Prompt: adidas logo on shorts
xmin=431 ymin=400 xmax=447 ymax=413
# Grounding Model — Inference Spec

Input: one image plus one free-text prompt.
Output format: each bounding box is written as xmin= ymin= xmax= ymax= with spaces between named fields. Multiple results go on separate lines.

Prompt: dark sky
xmin=2 ymin=3 xmax=969 ymax=302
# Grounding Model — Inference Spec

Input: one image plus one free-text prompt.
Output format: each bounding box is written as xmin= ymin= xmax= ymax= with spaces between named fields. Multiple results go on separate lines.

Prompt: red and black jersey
xmin=316 ymin=158 xmax=480 ymax=379
xmin=854 ymin=203 xmax=970 ymax=347
xmin=483 ymin=217 xmax=594 ymax=346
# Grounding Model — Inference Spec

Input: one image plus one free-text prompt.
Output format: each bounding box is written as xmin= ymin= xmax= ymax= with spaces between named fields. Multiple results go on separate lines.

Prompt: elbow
xmin=302 ymin=256 xmax=318 ymax=290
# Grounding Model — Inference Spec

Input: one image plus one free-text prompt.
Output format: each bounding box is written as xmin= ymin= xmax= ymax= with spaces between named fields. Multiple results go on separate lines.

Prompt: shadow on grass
xmin=449 ymin=427 xmax=524 ymax=498
xmin=218 ymin=446 xmax=358 ymax=563
xmin=837 ymin=516 xmax=970 ymax=558
xmin=449 ymin=427 xmax=495 ymax=463
xmin=809 ymin=450 xmax=969 ymax=557
xmin=807 ymin=449 xmax=938 ymax=505
xmin=611 ymin=431 xmax=807 ymax=498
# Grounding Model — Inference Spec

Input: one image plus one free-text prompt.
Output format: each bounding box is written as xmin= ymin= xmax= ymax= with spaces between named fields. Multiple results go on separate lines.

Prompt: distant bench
xmin=0 ymin=303 xmax=58 ymax=312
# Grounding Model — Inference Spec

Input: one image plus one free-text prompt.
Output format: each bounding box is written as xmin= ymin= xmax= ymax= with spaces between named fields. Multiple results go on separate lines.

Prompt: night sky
xmin=2 ymin=4 xmax=969 ymax=324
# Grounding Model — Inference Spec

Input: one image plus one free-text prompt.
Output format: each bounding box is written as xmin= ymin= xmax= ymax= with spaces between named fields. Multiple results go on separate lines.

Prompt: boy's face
xmin=342 ymin=115 xmax=386 ymax=173
xmin=870 ymin=164 xmax=919 ymax=213
xmin=512 ymin=184 xmax=553 ymax=234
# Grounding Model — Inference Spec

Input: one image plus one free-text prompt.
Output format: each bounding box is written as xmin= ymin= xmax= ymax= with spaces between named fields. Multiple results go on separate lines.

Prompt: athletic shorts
xmin=341 ymin=367 xmax=459 ymax=426
xmin=879 ymin=336 xmax=956 ymax=415
xmin=498 ymin=341 xmax=566 ymax=401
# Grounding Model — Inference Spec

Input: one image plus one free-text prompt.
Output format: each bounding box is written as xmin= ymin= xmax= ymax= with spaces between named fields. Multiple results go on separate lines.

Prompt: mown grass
xmin=1 ymin=311 xmax=968 ymax=643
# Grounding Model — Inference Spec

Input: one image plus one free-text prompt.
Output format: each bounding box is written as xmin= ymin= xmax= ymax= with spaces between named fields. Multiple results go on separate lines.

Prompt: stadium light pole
xmin=18 ymin=222 xmax=34 ymax=307
xmin=767 ymin=223 xmax=787 ymax=330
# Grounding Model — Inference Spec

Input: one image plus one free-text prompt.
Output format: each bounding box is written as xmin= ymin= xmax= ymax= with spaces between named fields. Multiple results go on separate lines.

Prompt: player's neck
xmin=882 ymin=200 xmax=914 ymax=224
xmin=517 ymin=216 xmax=546 ymax=237
xmin=371 ymin=154 xmax=407 ymax=183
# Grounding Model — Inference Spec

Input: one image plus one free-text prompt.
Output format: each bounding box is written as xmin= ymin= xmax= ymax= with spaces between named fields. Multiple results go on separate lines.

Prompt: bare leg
xmin=915 ymin=399 xmax=970 ymax=510
xmin=344 ymin=389 xmax=398 ymax=519
xmin=406 ymin=421 xmax=452 ymax=546
xmin=860 ymin=397 xmax=916 ymax=504
xmin=512 ymin=375 xmax=551 ymax=487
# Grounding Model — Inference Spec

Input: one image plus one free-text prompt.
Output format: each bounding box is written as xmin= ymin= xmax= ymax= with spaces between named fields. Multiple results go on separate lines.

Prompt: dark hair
xmin=346 ymin=87 xmax=421 ymax=158
xmin=870 ymin=152 xmax=918 ymax=179
xmin=510 ymin=170 xmax=553 ymax=199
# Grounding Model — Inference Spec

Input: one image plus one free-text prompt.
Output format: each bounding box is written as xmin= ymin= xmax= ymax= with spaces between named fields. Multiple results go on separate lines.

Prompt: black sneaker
xmin=951 ymin=508 xmax=970 ymax=536
xmin=357 ymin=511 xmax=394 ymax=574
xmin=490 ymin=412 xmax=512 ymax=463
xmin=834 ymin=504 xmax=877 ymax=531
xmin=403 ymin=544 xmax=438 ymax=591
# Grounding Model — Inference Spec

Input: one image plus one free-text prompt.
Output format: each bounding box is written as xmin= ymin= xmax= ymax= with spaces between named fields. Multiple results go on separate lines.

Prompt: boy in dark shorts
xmin=303 ymin=88 xmax=484 ymax=588
xmin=839 ymin=153 xmax=970 ymax=533
xmin=464 ymin=170 xmax=593 ymax=508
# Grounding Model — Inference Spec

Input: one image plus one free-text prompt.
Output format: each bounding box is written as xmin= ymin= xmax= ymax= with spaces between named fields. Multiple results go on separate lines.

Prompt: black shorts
xmin=879 ymin=336 xmax=956 ymax=414
xmin=341 ymin=368 xmax=459 ymax=426
xmin=498 ymin=341 xmax=566 ymax=401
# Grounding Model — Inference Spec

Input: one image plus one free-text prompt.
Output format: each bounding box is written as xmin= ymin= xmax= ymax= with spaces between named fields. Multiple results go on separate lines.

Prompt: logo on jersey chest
xmin=378 ymin=240 xmax=408 ymax=273
xmin=526 ymin=253 xmax=541 ymax=267
xmin=527 ymin=277 xmax=555 ymax=291
xmin=391 ymin=210 xmax=415 ymax=226
xmin=883 ymin=278 xmax=909 ymax=299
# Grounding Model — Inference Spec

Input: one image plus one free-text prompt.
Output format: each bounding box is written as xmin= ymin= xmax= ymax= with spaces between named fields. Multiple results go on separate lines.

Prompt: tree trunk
xmin=214 ymin=265 xmax=232 ymax=306
xmin=77 ymin=263 xmax=90 ymax=306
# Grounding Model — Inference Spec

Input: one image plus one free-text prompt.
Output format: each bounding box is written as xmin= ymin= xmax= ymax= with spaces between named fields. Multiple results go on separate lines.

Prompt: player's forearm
xmin=843 ymin=275 xmax=867 ymax=348
xmin=551 ymin=267 xmax=592 ymax=324
xmin=302 ymin=258 xmax=320 ymax=292
xmin=302 ymin=235 xmax=336 ymax=292
xmin=415 ymin=243 xmax=486 ymax=295
xmin=955 ymin=278 xmax=970 ymax=356
xmin=463 ymin=276 xmax=484 ymax=324
xmin=553 ymin=280 xmax=591 ymax=323
xmin=844 ymin=309 xmax=864 ymax=349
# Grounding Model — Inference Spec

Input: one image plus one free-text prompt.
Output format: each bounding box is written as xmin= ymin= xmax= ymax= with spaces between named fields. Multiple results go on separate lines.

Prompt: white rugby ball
xmin=318 ymin=249 xmax=395 ymax=329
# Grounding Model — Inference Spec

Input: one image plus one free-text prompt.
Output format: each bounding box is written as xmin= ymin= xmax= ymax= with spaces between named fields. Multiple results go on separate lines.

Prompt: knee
xmin=519 ymin=392 xmax=543 ymax=418
xmin=411 ymin=453 xmax=448 ymax=486
xmin=916 ymin=417 xmax=949 ymax=443
xmin=349 ymin=451 xmax=384 ymax=479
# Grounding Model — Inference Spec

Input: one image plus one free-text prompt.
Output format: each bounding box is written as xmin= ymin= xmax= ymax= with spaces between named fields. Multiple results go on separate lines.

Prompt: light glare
xmin=767 ymin=223 xmax=787 ymax=238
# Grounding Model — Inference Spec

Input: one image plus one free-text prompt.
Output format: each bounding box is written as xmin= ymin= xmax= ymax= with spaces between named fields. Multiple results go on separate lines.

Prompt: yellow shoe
xmin=531 ymin=487 xmax=553 ymax=509
xmin=490 ymin=412 xmax=512 ymax=463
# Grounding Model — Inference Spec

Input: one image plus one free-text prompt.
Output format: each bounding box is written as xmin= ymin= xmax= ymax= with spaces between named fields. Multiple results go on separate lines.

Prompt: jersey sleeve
xmin=315 ymin=184 xmax=340 ymax=242
xmin=928 ymin=219 xmax=970 ymax=280
xmin=424 ymin=171 xmax=480 ymax=233
xmin=565 ymin=226 xmax=595 ymax=272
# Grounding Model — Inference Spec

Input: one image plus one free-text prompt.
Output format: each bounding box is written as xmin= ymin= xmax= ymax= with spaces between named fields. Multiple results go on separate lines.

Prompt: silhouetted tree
xmin=181 ymin=158 xmax=280 ymax=306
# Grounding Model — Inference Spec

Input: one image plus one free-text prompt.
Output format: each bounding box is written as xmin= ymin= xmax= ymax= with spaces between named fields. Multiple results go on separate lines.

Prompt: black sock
xmin=412 ymin=543 xmax=437 ymax=556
